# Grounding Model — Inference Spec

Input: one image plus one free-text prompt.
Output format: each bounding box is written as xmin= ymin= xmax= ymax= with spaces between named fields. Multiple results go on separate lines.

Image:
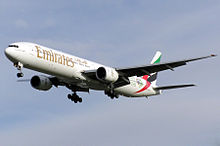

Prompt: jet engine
xmin=96 ymin=67 xmax=119 ymax=83
xmin=30 ymin=75 xmax=52 ymax=91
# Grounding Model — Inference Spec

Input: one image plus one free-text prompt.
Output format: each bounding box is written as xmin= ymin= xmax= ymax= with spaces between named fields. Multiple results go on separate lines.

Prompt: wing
xmin=116 ymin=54 xmax=216 ymax=77
xmin=82 ymin=54 xmax=216 ymax=88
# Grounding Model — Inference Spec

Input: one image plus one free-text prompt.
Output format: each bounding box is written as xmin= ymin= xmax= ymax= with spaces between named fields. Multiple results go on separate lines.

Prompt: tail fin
xmin=151 ymin=51 xmax=162 ymax=64
xmin=149 ymin=51 xmax=162 ymax=87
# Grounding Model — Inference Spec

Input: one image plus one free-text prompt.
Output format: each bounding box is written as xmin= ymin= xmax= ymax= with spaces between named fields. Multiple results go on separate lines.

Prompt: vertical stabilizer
xmin=151 ymin=51 xmax=162 ymax=64
xmin=149 ymin=51 xmax=162 ymax=87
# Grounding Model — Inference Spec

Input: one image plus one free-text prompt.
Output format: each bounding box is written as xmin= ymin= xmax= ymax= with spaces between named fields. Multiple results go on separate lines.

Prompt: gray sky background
xmin=0 ymin=0 xmax=220 ymax=146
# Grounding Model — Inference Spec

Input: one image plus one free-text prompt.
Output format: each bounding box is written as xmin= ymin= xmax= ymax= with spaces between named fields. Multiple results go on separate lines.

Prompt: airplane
xmin=4 ymin=42 xmax=217 ymax=103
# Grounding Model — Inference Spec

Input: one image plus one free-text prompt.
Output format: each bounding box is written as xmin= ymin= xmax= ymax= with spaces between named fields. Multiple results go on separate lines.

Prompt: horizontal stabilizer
xmin=17 ymin=79 xmax=30 ymax=82
xmin=154 ymin=84 xmax=195 ymax=90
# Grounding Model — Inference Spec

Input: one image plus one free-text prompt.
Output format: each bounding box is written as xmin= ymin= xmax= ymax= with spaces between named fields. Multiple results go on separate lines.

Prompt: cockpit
xmin=8 ymin=44 xmax=19 ymax=48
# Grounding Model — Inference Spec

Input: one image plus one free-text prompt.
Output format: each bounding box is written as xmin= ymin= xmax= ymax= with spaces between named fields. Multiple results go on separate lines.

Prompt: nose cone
xmin=5 ymin=47 xmax=13 ymax=58
xmin=4 ymin=47 xmax=18 ymax=62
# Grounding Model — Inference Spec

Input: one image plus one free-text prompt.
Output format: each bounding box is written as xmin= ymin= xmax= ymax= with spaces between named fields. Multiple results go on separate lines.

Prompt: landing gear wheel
xmin=17 ymin=73 xmax=24 ymax=78
xmin=105 ymin=90 xmax=119 ymax=99
xmin=67 ymin=94 xmax=71 ymax=99
xmin=73 ymin=99 xmax=78 ymax=103
xmin=67 ymin=93 xmax=83 ymax=103
xmin=78 ymin=98 xmax=82 ymax=103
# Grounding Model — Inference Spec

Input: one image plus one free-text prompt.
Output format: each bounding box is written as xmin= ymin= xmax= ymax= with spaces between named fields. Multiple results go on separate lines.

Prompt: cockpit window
xmin=8 ymin=45 xmax=19 ymax=48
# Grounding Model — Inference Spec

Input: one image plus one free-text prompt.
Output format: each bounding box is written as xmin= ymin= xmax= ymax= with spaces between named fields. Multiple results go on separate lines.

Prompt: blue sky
xmin=0 ymin=0 xmax=220 ymax=145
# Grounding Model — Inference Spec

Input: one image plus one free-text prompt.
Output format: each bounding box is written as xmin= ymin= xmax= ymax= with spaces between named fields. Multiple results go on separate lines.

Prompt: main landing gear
xmin=14 ymin=62 xmax=24 ymax=78
xmin=67 ymin=92 xmax=82 ymax=103
xmin=105 ymin=84 xmax=119 ymax=99
xmin=105 ymin=90 xmax=119 ymax=99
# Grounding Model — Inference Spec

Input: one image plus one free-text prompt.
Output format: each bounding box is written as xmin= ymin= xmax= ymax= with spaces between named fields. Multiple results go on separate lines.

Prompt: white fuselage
xmin=5 ymin=42 xmax=160 ymax=97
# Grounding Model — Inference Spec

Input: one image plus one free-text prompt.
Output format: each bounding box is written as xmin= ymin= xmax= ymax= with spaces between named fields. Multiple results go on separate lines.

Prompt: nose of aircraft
xmin=5 ymin=47 xmax=13 ymax=58
xmin=4 ymin=47 xmax=18 ymax=62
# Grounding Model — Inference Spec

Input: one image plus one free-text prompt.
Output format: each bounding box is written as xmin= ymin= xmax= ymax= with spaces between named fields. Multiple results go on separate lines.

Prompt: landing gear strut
xmin=14 ymin=62 xmax=24 ymax=78
xmin=105 ymin=84 xmax=119 ymax=99
xmin=67 ymin=92 xmax=82 ymax=103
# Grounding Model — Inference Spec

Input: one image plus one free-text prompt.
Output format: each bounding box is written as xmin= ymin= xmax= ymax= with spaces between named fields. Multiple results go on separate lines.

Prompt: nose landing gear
xmin=14 ymin=62 xmax=24 ymax=78
xmin=17 ymin=73 xmax=24 ymax=78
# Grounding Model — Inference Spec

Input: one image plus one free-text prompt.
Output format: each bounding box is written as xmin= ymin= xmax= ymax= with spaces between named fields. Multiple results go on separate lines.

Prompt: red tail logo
xmin=135 ymin=75 xmax=151 ymax=93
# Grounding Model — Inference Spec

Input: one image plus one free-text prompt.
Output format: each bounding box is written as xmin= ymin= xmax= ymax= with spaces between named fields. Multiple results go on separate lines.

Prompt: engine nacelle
xmin=30 ymin=75 xmax=52 ymax=91
xmin=96 ymin=67 xmax=119 ymax=83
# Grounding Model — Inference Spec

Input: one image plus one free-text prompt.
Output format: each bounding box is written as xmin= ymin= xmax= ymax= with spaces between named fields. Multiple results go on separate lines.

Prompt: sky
xmin=0 ymin=0 xmax=220 ymax=145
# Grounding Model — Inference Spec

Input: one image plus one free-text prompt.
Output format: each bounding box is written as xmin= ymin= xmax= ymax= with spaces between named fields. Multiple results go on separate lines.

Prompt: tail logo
xmin=135 ymin=75 xmax=151 ymax=93
xmin=135 ymin=51 xmax=161 ymax=94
